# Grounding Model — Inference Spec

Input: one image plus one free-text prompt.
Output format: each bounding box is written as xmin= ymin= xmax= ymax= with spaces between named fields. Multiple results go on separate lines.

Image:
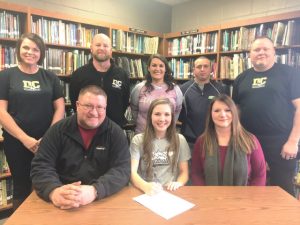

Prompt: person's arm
xmin=130 ymin=134 xmax=162 ymax=195
xmin=248 ymin=137 xmax=266 ymax=186
xmin=91 ymin=125 xmax=131 ymax=199
xmin=191 ymin=137 xmax=206 ymax=185
xmin=0 ymin=100 xmax=38 ymax=152
xmin=51 ymin=97 xmax=65 ymax=125
xmin=130 ymin=83 xmax=142 ymax=123
xmin=167 ymin=134 xmax=190 ymax=190
xmin=122 ymin=71 xmax=130 ymax=115
xmin=167 ymin=161 xmax=188 ymax=191
xmin=281 ymin=98 xmax=300 ymax=159
xmin=174 ymin=85 xmax=183 ymax=121
xmin=131 ymin=159 xmax=162 ymax=195
xmin=31 ymin=123 xmax=65 ymax=201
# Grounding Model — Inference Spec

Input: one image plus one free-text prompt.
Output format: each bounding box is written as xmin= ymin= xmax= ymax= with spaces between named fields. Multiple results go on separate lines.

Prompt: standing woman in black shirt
xmin=0 ymin=33 xmax=65 ymax=210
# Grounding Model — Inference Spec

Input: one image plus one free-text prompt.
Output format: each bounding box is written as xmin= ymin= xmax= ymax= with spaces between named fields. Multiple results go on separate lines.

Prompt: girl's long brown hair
xmin=142 ymin=98 xmax=179 ymax=180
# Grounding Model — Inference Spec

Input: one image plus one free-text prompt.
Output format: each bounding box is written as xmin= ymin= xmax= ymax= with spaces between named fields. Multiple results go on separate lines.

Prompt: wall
xmin=171 ymin=0 xmax=300 ymax=32
xmin=2 ymin=0 xmax=300 ymax=34
xmin=0 ymin=0 xmax=172 ymax=33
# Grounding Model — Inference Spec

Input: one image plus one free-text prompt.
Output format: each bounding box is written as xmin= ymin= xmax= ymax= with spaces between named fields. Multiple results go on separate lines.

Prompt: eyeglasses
xmin=78 ymin=102 xmax=106 ymax=112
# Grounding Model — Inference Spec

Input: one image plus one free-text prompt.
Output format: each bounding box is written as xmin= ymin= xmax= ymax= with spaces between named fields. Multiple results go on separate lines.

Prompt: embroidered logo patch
xmin=112 ymin=79 xmax=122 ymax=89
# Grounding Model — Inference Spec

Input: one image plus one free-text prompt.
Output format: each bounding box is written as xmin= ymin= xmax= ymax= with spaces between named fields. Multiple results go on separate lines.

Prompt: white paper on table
xmin=133 ymin=190 xmax=195 ymax=220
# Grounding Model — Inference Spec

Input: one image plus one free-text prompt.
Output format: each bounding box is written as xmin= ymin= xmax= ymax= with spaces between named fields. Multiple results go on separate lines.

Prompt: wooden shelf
xmin=0 ymin=203 xmax=13 ymax=212
xmin=0 ymin=38 xmax=19 ymax=43
xmin=0 ymin=173 xmax=11 ymax=179
xmin=112 ymin=51 xmax=151 ymax=57
xmin=166 ymin=52 xmax=217 ymax=58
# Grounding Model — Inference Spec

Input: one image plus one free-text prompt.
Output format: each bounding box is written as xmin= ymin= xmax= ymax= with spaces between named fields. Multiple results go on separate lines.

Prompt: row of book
xmin=114 ymin=56 xmax=148 ymax=79
xmin=167 ymin=32 xmax=218 ymax=56
xmin=275 ymin=49 xmax=300 ymax=68
xmin=219 ymin=54 xmax=252 ymax=80
xmin=0 ymin=10 xmax=21 ymax=39
xmin=0 ymin=150 xmax=9 ymax=174
xmin=112 ymin=29 xmax=159 ymax=54
xmin=0 ymin=44 xmax=149 ymax=79
xmin=0 ymin=45 xmax=92 ymax=75
xmin=43 ymin=48 xmax=91 ymax=75
xmin=169 ymin=58 xmax=194 ymax=80
xmin=168 ymin=58 xmax=217 ymax=80
xmin=0 ymin=179 xmax=13 ymax=206
xmin=59 ymin=80 xmax=71 ymax=105
xmin=222 ymin=20 xmax=300 ymax=52
xmin=31 ymin=16 xmax=102 ymax=47
xmin=0 ymin=45 xmax=17 ymax=70
xmin=219 ymin=50 xmax=300 ymax=80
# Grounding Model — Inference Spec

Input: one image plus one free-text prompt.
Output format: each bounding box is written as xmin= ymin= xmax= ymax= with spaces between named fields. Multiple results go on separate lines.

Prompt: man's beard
xmin=93 ymin=53 xmax=110 ymax=62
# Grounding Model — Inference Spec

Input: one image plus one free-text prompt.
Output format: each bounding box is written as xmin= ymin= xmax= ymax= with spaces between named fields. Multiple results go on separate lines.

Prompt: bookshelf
xmin=163 ymin=24 xmax=220 ymax=81
xmin=219 ymin=11 xmax=300 ymax=80
xmin=162 ymin=10 xmax=300 ymax=83
xmin=0 ymin=2 xmax=164 ymax=111
xmin=0 ymin=2 xmax=27 ymax=71
xmin=110 ymin=23 xmax=163 ymax=82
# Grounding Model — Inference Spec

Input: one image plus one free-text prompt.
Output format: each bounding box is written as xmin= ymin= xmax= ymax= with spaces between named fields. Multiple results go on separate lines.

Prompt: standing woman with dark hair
xmin=191 ymin=94 xmax=266 ymax=186
xmin=0 ymin=33 xmax=65 ymax=209
xmin=130 ymin=54 xmax=183 ymax=134
xmin=130 ymin=98 xmax=190 ymax=195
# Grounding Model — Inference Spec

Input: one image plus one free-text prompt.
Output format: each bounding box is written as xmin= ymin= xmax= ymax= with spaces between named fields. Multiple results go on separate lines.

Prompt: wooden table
xmin=4 ymin=186 xmax=300 ymax=225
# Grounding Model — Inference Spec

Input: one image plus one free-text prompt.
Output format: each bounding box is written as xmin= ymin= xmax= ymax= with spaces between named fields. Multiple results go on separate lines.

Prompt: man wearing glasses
xmin=31 ymin=85 xmax=130 ymax=209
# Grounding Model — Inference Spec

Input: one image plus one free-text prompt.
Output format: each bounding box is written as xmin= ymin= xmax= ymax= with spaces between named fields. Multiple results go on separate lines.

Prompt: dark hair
xmin=143 ymin=97 xmax=179 ymax=180
xmin=202 ymin=94 xmax=256 ymax=155
xmin=79 ymin=85 xmax=107 ymax=99
xmin=16 ymin=33 xmax=46 ymax=65
xmin=144 ymin=54 xmax=175 ymax=92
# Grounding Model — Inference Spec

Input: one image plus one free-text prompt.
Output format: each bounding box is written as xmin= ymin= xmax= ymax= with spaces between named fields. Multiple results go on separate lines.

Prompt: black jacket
xmin=179 ymin=79 xmax=228 ymax=143
xmin=31 ymin=114 xmax=131 ymax=201
xmin=70 ymin=59 xmax=130 ymax=127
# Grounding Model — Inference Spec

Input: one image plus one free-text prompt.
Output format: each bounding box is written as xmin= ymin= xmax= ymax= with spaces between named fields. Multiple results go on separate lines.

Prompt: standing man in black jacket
xmin=31 ymin=85 xmax=130 ymax=209
xmin=70 ymin=33 xmax=130 ymax=127
xmin=179 ymin=57 xmax=228 ymax=152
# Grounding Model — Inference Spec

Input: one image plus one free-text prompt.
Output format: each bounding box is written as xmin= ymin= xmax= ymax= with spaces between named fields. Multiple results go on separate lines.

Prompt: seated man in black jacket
xmin=31 ymin=85 xmax=130 ymax=209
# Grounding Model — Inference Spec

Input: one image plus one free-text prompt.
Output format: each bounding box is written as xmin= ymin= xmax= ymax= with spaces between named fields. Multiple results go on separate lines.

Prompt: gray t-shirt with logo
xmin=130 ymin=133 xmax=190 ymax=185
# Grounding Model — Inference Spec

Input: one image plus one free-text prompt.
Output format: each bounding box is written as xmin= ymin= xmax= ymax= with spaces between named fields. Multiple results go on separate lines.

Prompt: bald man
xmin=70 ymin=33 xmax=130 ymax=127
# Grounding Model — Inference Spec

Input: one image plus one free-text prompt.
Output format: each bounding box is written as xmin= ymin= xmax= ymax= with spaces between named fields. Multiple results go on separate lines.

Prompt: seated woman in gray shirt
xmin=130 ymin=98 xmax=190 ymax=195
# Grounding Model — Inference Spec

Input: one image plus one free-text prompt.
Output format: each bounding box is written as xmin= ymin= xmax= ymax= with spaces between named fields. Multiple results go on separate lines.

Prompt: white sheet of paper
xmin=133 ymin=190 xmax=195 ymax=220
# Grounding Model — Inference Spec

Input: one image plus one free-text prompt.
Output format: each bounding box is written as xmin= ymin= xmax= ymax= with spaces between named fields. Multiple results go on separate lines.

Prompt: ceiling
xmin=153 ymin=0 xmax=193 ymax=6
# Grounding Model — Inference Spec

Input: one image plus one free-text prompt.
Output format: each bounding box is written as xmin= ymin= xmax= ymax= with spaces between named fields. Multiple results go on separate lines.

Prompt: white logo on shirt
xmin=112 ymin=79 xmax=122 ymax=89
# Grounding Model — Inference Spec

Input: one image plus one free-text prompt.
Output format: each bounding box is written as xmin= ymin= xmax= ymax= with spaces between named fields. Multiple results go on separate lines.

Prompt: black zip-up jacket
xmin=70 ymin=59 xmax=130 ymax=127
xmin=179 ymin=79 xmax=228 ymax=143
xmin=31 ymin=114 xmax=131 ymax=202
